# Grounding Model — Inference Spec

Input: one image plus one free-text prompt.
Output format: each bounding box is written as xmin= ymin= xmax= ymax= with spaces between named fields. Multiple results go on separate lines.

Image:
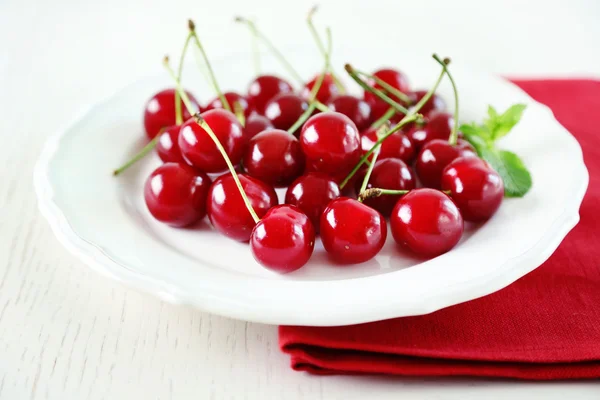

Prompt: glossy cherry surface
xmin=415 ymin=139 xmax=477 ymax=189
xmin=243 ymin=129 xmax=305 ymax=187
xmin=143 ymin=89 xmax=199 ymax=139
xmin=247 ymin=75 xmax=294 ymax=114
xmin=285 ymin=172 xmax=340 ymax=231
xmin=264 ymin=93 xmax=308 ymax=131
xmin=205 ymin=91 xmax=253 ymax=117
xmin=156 ymin=125 xmax=185 ymax=163
xmin=300 ymin=112 xmax=361 ymax=182
xmin=361 ymin=127 xmax=415 ymax=164
xmin=328 ymin=95 xmax=371 ymax=131
xmin=250 ymin=205 xmax=315 ymax=273
xmin=358 ymin=158 xmax=416 ymax=216
xmin=301 ymin=73 xmax=340 ymax=104
xmin=407 ymin=112 xmax=454 ymax=150
xmin=320 ymin=197 xmax=387 ymax=264
xmin=144 ymin=163 xmax=212 ymax=227
xmin=178 ymin=109 xmax=245 ymax=173
xmin=410 ymin=90 xmax=446 ymax=117
xmin=363 ymin=68 xmax=410 ymax=123
xmin=391 ymin=188 xmax=463 ymax=257
xmin=441 ymin=157 xmax=504 ymax=222
xmin=243 ymin=114 xmax=274 ymax=140
xmin=207 ymin=173 xmax=278 ymax=242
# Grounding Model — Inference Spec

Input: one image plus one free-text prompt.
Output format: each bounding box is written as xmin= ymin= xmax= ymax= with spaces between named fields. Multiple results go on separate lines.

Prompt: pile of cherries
xmin=122 ymin=17 xmax=505 ymax=274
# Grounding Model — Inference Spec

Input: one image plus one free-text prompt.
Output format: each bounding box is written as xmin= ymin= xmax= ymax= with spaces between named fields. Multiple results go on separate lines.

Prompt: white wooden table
xmin=1 ymin=0 xmax=599 ymax=398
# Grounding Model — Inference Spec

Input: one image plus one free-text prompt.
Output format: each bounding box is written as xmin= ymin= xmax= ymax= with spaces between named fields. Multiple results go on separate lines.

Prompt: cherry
xmin=407 ymin=112 xmax=454 ymax=150
xmin=320 ymin=197 xmax=387 ymax=264
xmin=247 ymin=75 xmax=294 ymax=114
xmin=264 ymin=93 xmax=309 ymax=131
xmin=415 ymin=139 xmax=477 ymax=189
xmin=243 ymin=114 xmax=274 ymax=140
xmin=328 ymin=95 xmax=371 ymax=131
xmin=361 ymin=127 xmax=415 ymax=164
xmin=300 ymin=112 xmax=361 ymax=182
xmin=301 ymin=73 xmax=340 ymax=104
xmin=243 ymin=129 xmax=305 ymax=187
xmin=156 ymin=125 xmax=185 ymax=163
xmin=207 ymin=173 xmax=278 ymax=242
xmin=179 ymin=109 xmax=245 ymax=173
xmin=144 ymin=163 xmax=212 ymax=227
xmin=143 ymin=89 xmax=199 ymax=139
xmin=357 ymin=158 xmax=416 ymax=216
xmin=409 ymin=90 xmax=446 ymax=117
xmin=285 ymin=172 xmax=340 ymax=232
xmin=390 ymin=188 xmax=463 ymax=257
xmin=441 ymin=157 xmax=504 ymax=222
xmin=363 ymin=68 xmax=410 ymax=123
xmin=205 ymin=91 xmax=253 ymax=117
xmin=250 ymin=205 xmax=315 ymax=273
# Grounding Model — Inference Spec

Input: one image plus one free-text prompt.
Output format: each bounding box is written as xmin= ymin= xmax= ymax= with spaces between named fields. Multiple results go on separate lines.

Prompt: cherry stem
xmin=287 ymin=27 xmax=332 ymax=135
xmin=174 ymin=32 xmax=194 ymax=125
xmin=358 ymin=123 xmax=387 ymax=196
xmin=307 ymin=6 xmax=345 ymax=94
xmin=113 ymin=131 xmax=161 ymax=176
xmin=248 ymin=18 xmax=261 ymax=76
xmin=354 ymin=68 xmax=412 ymax=104
xmin=235 ymin=17 xmax=304 ymax=85
xmin=432 ymin=54 xmax=459 ymax=146
xmin=233 ymin=101 xmax=246 ymax=126
xmin=164 ymin=57 xmax=261 ymax=224
xmin=358 ymin=188 xmax=409 ymax=202
xmin=370 ymin=107 xmax=396 ymax=129
xmin=345 ymin=64 xmax=409 ymax=115
xmin=314 ymin=100 xmax=330 ymax=112
xmin=188 ymin=19 xmax=231 ymax=113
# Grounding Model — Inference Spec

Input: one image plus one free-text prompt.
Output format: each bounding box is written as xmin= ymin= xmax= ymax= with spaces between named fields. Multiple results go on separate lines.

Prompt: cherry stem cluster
xmin=358 ymin=123 xmax=388 ymax=197
xmin=164 ymin=57 xmax=261 ymax=224
xmin=432 ymin=54 xmax=459 ymax=145
xmin=174 ymin=32 xmax=194 ymax=125
xmin=353 ymin=68 xmax=412 ymax=104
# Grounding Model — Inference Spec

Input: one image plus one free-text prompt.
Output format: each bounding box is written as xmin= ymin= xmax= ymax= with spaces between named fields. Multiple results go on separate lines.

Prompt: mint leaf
xmin=486 ymin=104 xmax=527 ymax=141
xmin=459 ymin=123 xmax=492 ymax=144
xmin=479 ymin=147 xmax=532 ymax=197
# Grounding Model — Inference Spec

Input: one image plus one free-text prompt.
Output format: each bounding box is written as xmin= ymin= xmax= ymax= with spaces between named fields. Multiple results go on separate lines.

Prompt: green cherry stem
xmin=235 ymin=17 xmax=304 ymax=85
xmin=358 ymin=188 xmax=409 ymax=202
xmin=188 ymin=19 xmax=231 ymax=113
xmin=432 ymin=54 xmax=459 ymax=145
xmin=174 ymin=31 xmax=194 ymax=125
xmin=113 ymin=129 xmax=162 ymax=176
xmin=370 ymin=107 xmax=396 ymax=129
xmin=233 ymin=101 xmax=246 ymax=126
xmin=345 ymin=64 xmax=409 ymax=115
xmin=164 ymin=57 xmax=260 ymax=224
xmin=354 ymin=68 xmax=412 ymax=104
xmin=248 ymin=18 xmax=261 ymax=76
xmin=314 ymin=100 xmax=330 ymax=112
xmin=358 ymin=123 xmax=387 ymax=196
xmin=307 ymin=6 xmax=345 ymax=93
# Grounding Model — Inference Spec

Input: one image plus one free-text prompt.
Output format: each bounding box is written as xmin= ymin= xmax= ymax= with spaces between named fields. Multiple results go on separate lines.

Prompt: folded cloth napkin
xmin=279 ymin=79 xmax=600 ymax=380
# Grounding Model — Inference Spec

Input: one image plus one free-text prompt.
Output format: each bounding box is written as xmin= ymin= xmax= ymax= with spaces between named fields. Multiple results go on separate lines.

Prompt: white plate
xmin=34 ymin=45 xmax=588 ymax=326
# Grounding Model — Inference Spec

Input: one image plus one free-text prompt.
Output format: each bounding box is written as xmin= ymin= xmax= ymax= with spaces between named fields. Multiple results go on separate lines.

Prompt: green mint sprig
xmin=460 ymin=104 xmax=532 ymax=197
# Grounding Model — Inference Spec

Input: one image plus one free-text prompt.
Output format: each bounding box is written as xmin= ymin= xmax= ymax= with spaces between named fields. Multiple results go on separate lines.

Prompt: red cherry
xmin=247 ymin=75 xmax=294 ymax=114
xmin=243 ymin=129 xmax=305 ymax=187
xmin=410 ymin=90 xmax=446 ymax=117
xmin=144 ymin=163 xmax=211 ymax=227
xmin=178 ymin=109 xmax=245 ymax=173
xmin=407 ymin=112 xmax=454 ymax=150
xmin=207 ymin=173 xmax=278 ymax=242
xmin=300 ymin=112 xmax=361 ymax=182
xmin=143 ymin=89 xmax=199 ymax=139
xmin=301 ymin=73 xmax=340 ymax=103
xmin=205 ymin=91 xmax=253 ymax=117
xmin=156 ymin=125 xmax=185 ymax=163
xmin=328 ymin=95 xmax=372 ymax=131
xmin=415 ymin=139 xmax=477 ymax=189
xmin=320 ymin=197 xmax=387 ymax=264
xmin=441 ymin=157 xmax=504 ymax=222
xmin=361 ymin=127 xmax=415 ymax=164
xmin=390 ymin=188 xmax=463 ymax=257
xmin=264 ymin=93 xmax=308 ymax=131
xmin=363 ymin=68 xmax=410 ymax=123
xmin=285 ymin=172 xmax=341 ymax=232
xmin=243 ymin=114 xmax=274 ymax=140
xmin=250 ymin=205 xmax=315 ymax=273
xmin=357 ymin=158 xmax=416 ymax=216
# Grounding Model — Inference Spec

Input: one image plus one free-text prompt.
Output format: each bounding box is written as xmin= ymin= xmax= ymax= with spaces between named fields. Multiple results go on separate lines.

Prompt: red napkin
xmin=279 ymin=79 xmax=600 ymax=380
